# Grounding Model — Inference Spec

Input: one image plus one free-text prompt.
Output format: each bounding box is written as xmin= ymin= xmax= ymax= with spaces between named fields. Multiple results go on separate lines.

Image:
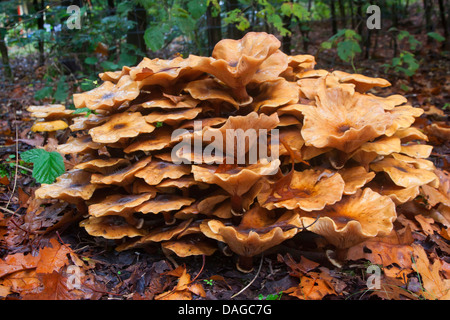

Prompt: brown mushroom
xmin=35 ymin=170 xmax=97 ymax=203
xmin=73 ymin=75 xmax=140 ymax=112
xmin=90 ymin=156 xmax=152 ymax=186
xmin=257 ymin=168 xmax=345 ymax=211
xmin=299 ymin=188 xmax=397 ymax=248
xmin=200 ymin=206 xmax=302 ymax=272
xmin=31 ymin=120 xmax=68 ymax=132
xmin=89 ymin=112 xmax=155 ymax=144
xmin=80 ymin=216 xmax=147 ymax=239
xmin=300 ymin=80 xmax=392 ymax=153
xmin=135 ymin=160 xmax=191 ymax=185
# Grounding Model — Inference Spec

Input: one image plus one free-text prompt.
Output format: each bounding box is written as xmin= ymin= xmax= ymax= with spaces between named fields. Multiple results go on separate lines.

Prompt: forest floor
xmin=0 ymin=18 xmax=449 ymax=301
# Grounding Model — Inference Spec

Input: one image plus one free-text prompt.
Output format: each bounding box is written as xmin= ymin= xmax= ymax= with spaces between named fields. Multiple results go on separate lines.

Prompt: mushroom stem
xmin=236 ymin=255 xmax=254 ymax=273
xmin=230 ymin=194 xmax=243 ymax=214
xmin=231 ymin=86 xmax=251 ymax=105
xmin=163 ymin=211 xmax=176 ymax=225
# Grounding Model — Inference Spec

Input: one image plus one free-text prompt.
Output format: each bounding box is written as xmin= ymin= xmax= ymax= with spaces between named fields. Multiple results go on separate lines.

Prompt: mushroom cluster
xmin=34 ymin=32 xmax=447 ymax=272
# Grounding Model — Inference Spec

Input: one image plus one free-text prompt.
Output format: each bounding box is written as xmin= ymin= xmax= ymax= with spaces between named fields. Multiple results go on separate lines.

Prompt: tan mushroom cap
xmin=250 ymin=50 xmax=289 ymax=84
xmin=203 ymin=112 xmax=280 ymax=158
xmin=99 ymin=66 xmax=131 ymax=83
xmin=385 ymin=105 xmax=424 ymax=136
xmin=31 ymin=120 xmax=68 ymax=132
xmin=156 ymin=175 xmax=208 ymax=190
xmin=74 ymin=158 xmax=131 ymax=174
xmin=88 ymin=193 xmax=155 ymax=218
xmin=69 ymin=113 xmax=109 ymax=132
xmin=277 ymin=126 xmax=305 ymax=157
xmin=300 ymin=81 xmax=392 ymax=152
xmin=332 ymin=70 xmax=391 ymax=93
xmin=28 ymin=104 xmax=74 ymax=120
xmin=258 ymin=168 xmax=345 ymax=211
xmin=124 ymin=127 xmax=174 ymax=153
xmin=390 ymin=153 xmax=435 ymax=170
xmin=400 ymin=144 xmax=433 ymax=159
xmin=338 ymin=166 xmax=376 ymax=195
xmin=90 ymin=156 xmax=152 ymax=186
xmin=89 ymin=112 xmax=155 ymax=144
xmin=299 ymin=188 xmax=396 ymax=248
xmin=200 ymin=208 xmax=302 ymax=258
xmin=81 ymin=216 xmax=146 ymax=240
xmin=135 ymin=160 xmax=191 ymax=185
xmin=365 ymin=93 xmax=408 ymax=110
xmin=134 ymin=94 xmax=200 ymax=111
xmin=191 ymin=159 xmax=280 ymax=197
xmin=252 ymin=79 xmax=299 ymax=112
xmin=35 ymin=170 xmax=97 ymax=203
xmin=425 ymin=122 xmax=450 ymax=141
xmin=161 ymin=240 xmax=218 ymax=257
xmin=131 ymin=56 xmax=201 ymax=88
xmin=359 ymin=136 xmax=402 ymax=156
xmin=175 ymin=193 xmax=230 ymax=219
xmin=297 ymin=75 xmax=356 ymax=100
xmin=116 ymin=219 xmax=193 ymax=251
xmin=370 ymin=157 xmax=438 ymax=188
xmin=137 ymin=195 xmax=195 ymax=214
xmin=189 ymin=32 xmax=281 ymax=90
xmin=184 ymin=78 xmax=244 ymax=107
xmin=394 ymin=127 xmax=429 ymax=142
xmin=57 ymin=135 xmax=103 ymax=154
xmin=73 ymin=75 xmax=140 ymax=111
xmin=132 ymin=179 xmax=159 ymax=194
xmin=144 ymin=107 xmax=202 ymax=126
xmin=367 ymin=178 xmax=420 ymax=205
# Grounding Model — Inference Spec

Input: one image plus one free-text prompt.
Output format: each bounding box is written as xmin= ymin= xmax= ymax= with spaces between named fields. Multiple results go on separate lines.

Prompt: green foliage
xmin=427 ymin=32 xmax=445 ymax=42
xmin=321 ymin=29 xmax=362 ymax=71
xmin=258 ymin=292 xmax=283 ymax=300
xmin=21 ymin=149 xmax=65 ymax=184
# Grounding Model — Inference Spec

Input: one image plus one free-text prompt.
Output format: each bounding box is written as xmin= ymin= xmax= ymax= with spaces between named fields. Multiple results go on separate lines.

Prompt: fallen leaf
xmin=411 ymin=244 xmax=450 ymax=300
xmin=36 ymin=238 xmax=71 ymax=274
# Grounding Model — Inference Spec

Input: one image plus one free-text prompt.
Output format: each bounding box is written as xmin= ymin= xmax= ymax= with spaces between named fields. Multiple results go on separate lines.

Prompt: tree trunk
xmin=338 ymin=0 xmax=347 ymax=28
xmin=226 ymin=0 xmax=244 ymax=39
xmin=33 ymin=0 xmax=45 ymax=66
xmin=127 ymin=3 xmax=147 ymax=56
xmin=0 ymin=28 xmax=12 ymax=79
xmin=282 ymin=15 xmax=292 ymax=54
xmin=349 ymin=0 xmax=355 ymax=29
xmin=329 ymin=0 xmax=338 ymax=35
xmin=438 ymin=0 xmax=449 ymax=49
xmin=423 ymin=0 xmax=433 ymax=33
xmin=206 ymin=2 xmax=222 ymax=55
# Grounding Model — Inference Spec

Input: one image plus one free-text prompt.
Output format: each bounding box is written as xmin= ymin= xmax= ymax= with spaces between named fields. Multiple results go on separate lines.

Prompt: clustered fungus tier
xmin=31 ymin=32 xmax=448 ymax=273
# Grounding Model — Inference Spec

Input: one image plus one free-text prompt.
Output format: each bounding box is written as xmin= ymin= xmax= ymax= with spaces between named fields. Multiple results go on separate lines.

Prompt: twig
xmin=192 ymin=255 xmax=206 ymax=283
xmin=0 ymin=206 xmax=17 ymax=215
xmin=5 ymin=120 xmax=19 ymax=213
xmin=231 ymin=254 xmax=264 ymax=299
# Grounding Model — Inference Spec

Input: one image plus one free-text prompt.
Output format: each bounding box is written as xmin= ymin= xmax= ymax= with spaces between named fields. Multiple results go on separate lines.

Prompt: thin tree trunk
xmin=282 ymin=15 xmax=292 ymax=54
xmin=423 ymin=0 xmax=433 ymax=33
xmin=349 ymin=0 xmax=355 ymax=29
xmin=206 ymin=2 xmax=222 ymax=55
xmin=356 ymin=0 xmax=364 ymax=37
xmin=330 ymin=0 xmax=338 ymax=35
xmin=0 ymin=28 xmax=12 ymax=79
xmin=338 ymin=0 xmax=347 ymax=28
xmin=33 ymin=0 xmax=45 ymax=66
xmin=438 ymin=0 xmax=449 ymax=49
xmin=127 ymin=3 xmax=147 ymax=56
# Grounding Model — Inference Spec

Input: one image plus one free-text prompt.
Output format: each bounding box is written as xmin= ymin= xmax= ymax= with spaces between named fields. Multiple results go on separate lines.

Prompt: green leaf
xmin=84 ymin=56 xmax=98 ymax=65
xmin=100 ymin=61 xmax=119 ymax=71
xmin=321 ymin=41 xmax=333 ymax=49
xmin=187 ymin=0 xmax=207 ymax=19
xmin=337 ymin=40 xmax=361 ymax=62
xmin=34 ymin=86 xmax=54 ymax=101
xmin=144 ymin=26 xmax=165 ymax=52
xmin=427 ymin=32 xmax=445 ymax=42
xmin=21 ymin=149 xmax=65 ymax=184
xmin=53 ymin=76 xmax=69 ymax=103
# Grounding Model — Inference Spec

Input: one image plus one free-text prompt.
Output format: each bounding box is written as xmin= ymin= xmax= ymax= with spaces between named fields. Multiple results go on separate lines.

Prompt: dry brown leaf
xmin=411 ymin=244 xmax=450 ymax=300
xmin=36 ymin=238 xmax=72 ymax=274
